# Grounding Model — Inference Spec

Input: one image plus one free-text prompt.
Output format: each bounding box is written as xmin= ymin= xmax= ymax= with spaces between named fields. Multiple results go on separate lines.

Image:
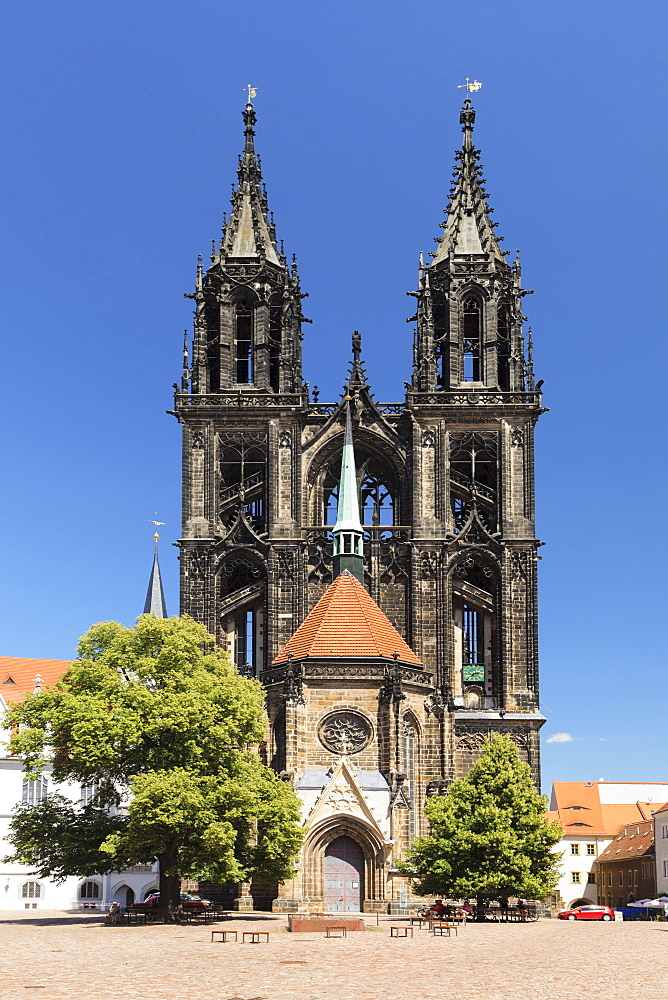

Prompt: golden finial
xmin=246 ymin=84 xmax=257 ymax=103
xmin=457 ymin=77 xmax=482 ymax=94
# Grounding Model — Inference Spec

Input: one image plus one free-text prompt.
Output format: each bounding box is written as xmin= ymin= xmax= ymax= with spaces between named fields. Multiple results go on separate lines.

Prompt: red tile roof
xmin=272 ymin=571 xmax=421 ymax=665
xmin=550 ymin=782 xmax=668 ymax=838
xmin=0 ymin=656 xmax=70 ymax=707
xmin=596 ymin=819 xmax=655 ymax=863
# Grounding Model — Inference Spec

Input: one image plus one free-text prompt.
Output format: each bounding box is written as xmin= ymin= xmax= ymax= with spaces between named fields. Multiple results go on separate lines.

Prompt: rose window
xmin=318 ymin=711 xmax=372 ymax=755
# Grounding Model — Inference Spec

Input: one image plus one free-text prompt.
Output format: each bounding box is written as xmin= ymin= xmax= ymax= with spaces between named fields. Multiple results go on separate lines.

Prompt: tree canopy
xmin=400 ymin=735 xmax=562 ymax=905
xmin=4 ymin=615 xmax=303 ymax=913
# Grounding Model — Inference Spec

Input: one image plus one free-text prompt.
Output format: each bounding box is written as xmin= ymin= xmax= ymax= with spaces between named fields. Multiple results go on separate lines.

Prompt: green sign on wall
xmin=463 ymin=663 xmax=485 ymax=683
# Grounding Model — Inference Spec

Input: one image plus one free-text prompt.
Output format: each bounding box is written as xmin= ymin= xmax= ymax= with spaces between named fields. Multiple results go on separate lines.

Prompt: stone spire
xmin=332 ymin=401 xmax=364 ymax=584
xmin=219 ymin=102 xmax=281 ymax=265
xmin=432 ymin=98 xmax=505 ymax=264
xmin=144 ymin=533 xmax=168 ymax=618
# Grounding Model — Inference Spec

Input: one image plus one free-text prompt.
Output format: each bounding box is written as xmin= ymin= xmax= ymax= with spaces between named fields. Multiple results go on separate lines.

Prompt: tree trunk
xmin=475 ymin=896 xmax=486 ymax=922
xmin=157 ymin=837 xmax=181 ymax=922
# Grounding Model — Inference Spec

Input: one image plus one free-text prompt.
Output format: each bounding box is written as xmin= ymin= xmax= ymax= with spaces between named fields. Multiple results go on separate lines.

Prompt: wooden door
xmin=324 ymin=836 xmax=364 ymax=912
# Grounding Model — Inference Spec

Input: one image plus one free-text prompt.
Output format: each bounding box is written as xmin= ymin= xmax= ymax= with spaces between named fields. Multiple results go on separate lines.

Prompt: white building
xmin=1 ymin=656 xmax=158 ymax=912
xmin=653 ymin=805 xmax=668 ymax=897
xmin=548 ymin=781 xmax=668 ymax=910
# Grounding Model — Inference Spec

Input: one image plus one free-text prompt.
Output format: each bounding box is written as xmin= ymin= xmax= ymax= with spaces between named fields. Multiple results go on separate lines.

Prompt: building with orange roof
xmin=548 ymin=781 xmax=668 ymax=911
xmin=595 ymin=820 xmax=656 ymax=908
xmin=0 ymin=657 xmax=70 ymax=711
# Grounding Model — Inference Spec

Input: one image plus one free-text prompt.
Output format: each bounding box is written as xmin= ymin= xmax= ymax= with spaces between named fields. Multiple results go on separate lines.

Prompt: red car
xmin=558 ymin=904 xmax=615 ymax=921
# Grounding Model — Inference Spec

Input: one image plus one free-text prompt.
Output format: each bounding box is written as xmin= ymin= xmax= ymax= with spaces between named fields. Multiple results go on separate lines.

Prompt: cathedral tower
xmin=175 ymin=96 xmax=546 ymax=910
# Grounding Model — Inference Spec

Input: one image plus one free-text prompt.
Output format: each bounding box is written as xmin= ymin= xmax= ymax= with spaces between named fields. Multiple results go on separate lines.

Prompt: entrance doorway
xmin=324 ymin=836 xmax=364 ymax=912
xmin=115 ymin=885 xmax=135 ymax=908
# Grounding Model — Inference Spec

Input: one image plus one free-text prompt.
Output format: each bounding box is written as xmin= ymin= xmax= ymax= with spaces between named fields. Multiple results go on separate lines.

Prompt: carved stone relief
xmin=318 ymin=711 xmax=373 ymax=755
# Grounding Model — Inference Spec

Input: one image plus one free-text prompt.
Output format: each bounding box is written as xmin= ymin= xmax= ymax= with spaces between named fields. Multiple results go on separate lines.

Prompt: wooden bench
xmin=431 ymin=921 xmax=458 ymax=937
xmin=242 ymin=931 xmax=269 ymax=943
xmin=390 ymin=925 xmax=414 ymax=938
xmin=211 ymin=930 xmax=237 ymax=943
xmin=325 ymin=925 xmax=347 ymax=938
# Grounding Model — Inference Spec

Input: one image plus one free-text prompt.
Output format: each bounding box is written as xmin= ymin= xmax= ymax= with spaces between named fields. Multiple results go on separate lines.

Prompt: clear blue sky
xmin=1 ymin=1 xmax=665 ymax=793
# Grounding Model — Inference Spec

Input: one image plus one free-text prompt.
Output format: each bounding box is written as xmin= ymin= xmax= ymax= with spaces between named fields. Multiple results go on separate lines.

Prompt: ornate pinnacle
xmin=460 ymin=98 xmax=476 ymax=130
xmin=347 ymin=330 xmax=369 ymax=391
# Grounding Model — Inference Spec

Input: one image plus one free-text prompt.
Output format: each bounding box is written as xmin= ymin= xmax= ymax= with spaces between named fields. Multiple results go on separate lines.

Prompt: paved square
xmin=0 ymin=912 xmax=665 ymax=1000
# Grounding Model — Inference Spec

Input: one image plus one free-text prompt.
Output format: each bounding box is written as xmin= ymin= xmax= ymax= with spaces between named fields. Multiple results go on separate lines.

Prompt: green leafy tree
xmin=400 ymin=735 xmax=562 ymax=915
xmin=4 ymin=615 xmax=303 ymax=917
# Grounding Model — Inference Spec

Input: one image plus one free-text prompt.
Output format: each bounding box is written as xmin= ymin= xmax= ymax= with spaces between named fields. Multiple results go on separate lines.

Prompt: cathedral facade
xmin=174 ymin=98 xmax=546 ymax=912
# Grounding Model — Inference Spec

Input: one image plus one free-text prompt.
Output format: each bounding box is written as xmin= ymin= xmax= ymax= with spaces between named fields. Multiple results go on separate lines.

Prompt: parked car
xmin=130 ymin=892 xmax=212 ymax=911
xmin=558 ymin=904 xmax=615 ymax=921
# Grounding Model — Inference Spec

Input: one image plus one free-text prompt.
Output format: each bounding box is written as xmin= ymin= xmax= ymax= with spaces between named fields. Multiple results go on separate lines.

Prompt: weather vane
xmin=246 ymin=84 xmax=257 ymax=103
xmin=457 ymin=78 xmax=482 ymax=94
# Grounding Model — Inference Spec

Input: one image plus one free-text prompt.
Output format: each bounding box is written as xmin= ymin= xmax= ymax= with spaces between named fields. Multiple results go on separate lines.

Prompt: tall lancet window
xmin=235 ymin=301 xmax=254 ymax=383
xmin=269 ymin=299 xmax=282 ymax=391
xmin=462 ymin=603 xmax=483 ymax=668
xmin=497 ymin=297 xmax=511 ymax=390
xmin=403 ymin=715 xmax=418 ymax=843
xmin=462 ymin=296 xmax=482 ymax=382
xmin=433 ymin=291 xmax=450 ymax=388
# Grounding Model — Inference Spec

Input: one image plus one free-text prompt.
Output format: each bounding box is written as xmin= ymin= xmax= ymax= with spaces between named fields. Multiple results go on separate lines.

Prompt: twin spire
xmin=432 ymin=98 xmax=505 ymax=265
xmin=218 ymin=102 xmax=282 ymax=266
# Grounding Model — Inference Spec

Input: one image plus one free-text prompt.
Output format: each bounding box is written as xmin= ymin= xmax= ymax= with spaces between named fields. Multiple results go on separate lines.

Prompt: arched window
xmin=462 ymin=603 xmax=483 ymax=672
xmin=234 ymin=301 xmax=254 ymax=384
xmin=22 ymin=776 xmax=47 ymax=807
xmin=21 ymin=881 xmax=40 ymax=899
xmin=450 ymin=432 xmax=498 ymax=532
xmin=360 ymin=457 xmax=394 ymax=527
xmin=80 ymin=881 xmax=100 ymax=900
xmin=433 ymin=291 xmax=450 ymax=388
xmin=271 ymin=709 xmax=286 ymax=773
xmin=462 ymin=296 xmax=482 ymax=382
xmin=497 ymin=297 xmax=511 ymax=390
xmin=452 ymin=554 xmax=499 ymax=706
xmin=318 ymin=449 xmax=397 ymax=531
xmin=218 ymin=556 xmax=265 ymax=675
xmin=219 ymin=440 xmax=266 ymax=531
xmin=269 ymin=298 xmax=282 ymax=392
xmin=323 ymin=470 xmax=339 ymax=526
xmin=402 ymin=715 xmax=419 ymax=842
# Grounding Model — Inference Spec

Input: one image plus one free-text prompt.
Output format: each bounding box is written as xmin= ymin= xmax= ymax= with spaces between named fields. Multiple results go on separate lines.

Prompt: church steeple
xmin=144 ymin=533 xmax=167 ymax=618
xmin=411 ymin=98 xmax=530 ymax=394
xmin=332 ymin=401 xmax=364 ymax=584
xmin=186 ymin=99 xmax=308 ymax=396
xmin=432 ymin=99 xmax=505 ymax=264
xmin=218 ymin=103 xmax=281 ymax=265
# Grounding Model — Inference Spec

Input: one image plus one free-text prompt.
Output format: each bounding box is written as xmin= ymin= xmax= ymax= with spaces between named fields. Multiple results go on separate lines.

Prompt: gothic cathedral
xmin=174 ymin=98 xmax=546 ymax=912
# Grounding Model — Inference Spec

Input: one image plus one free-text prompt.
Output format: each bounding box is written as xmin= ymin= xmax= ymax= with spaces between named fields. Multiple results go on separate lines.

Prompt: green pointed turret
xmin=332 ymin=400 xmax=364 ymax=584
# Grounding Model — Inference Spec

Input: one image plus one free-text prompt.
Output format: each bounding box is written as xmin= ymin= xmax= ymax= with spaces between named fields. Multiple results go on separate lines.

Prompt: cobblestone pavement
xmin=0 ymin=911 xmax=665 ymax=1000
